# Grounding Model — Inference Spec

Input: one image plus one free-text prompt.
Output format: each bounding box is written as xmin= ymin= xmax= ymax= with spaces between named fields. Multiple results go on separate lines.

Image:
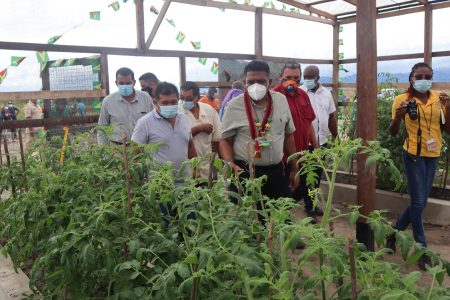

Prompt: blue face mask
xmin=413 ymin=80 xmax=432 ymax=93
xmin=159 ymin=105 xmax=178 ymax=119
xmin=118 ymin=84 xmax=134 ymax=97
xmin=180 ymin=100 xmax=195 ymax=111
xmin=303 ymin=79 xmax=317 ymax=90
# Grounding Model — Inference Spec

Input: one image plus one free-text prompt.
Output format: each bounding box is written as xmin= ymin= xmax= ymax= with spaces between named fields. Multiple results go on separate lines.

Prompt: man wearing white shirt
xmin=301 ymin=65 xmax=338 ymax=146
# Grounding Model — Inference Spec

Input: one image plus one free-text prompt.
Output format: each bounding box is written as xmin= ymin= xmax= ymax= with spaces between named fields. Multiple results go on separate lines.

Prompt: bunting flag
xmin=90 ymin=11 xmax=101 ymax=20
xmin=93 ymin=100 xmax=102 ymax=113
xmin=228 ymin=0 xmax=237 ymax=3
xmin=290 ymin=8 xmax=296 ymax=12
xmin=219 ymin=8 xmax=225 ymax=12
xmin=36 ymin=51 xmax=49 ymax=64
xmin=39 ymin=62 xmax=47 ymax=72
xmin=0 ymin=68 xmax=7 ymax=84
xmin=339 ymin=65 xmax=349 ymax=73
xmin=338 ymin=77 xmax=343 ymax=83
xmin=64 ymin=58 xmax=76 ymax=67
xmin=122 ymin=0 xmax=128 ymax=2
xmin=51 ymin=59 xmax=64 ymax=67
xmin=191 ymin=41 xmax=201 ymax=50
xmin=93 ymin=81 xmax=102 ymax=90
xmin=176 ymin=31 xmax=185 ymax=43
xmin=109 ymin=1 xmax=120 ymax=11
xmin=47 ymin=35 xmax=62 ymax=45
xmin=339 ymin=39 xmax=343 ymax=46
xmin=339 ymin=25 xmax=343 ymax=33
xmin=211 ymin=62 xmax=219 ymax=75
xmin=11 ymin=56 xmax=26 ymax=67
xmin=150 ymin=5 xmax=159 ymax=15
xmin=270 ymin=1 xmax=276 ymax=9
xmin=92 ymin=61 xmax=101 ymax=73
xmin=282 ymin=4 xmax=287 ymax=10
xmin=245 ymin=0 xmax=251 ymax=5
xmin=198 ymin=57 xmax=207 ymax=65
xmin=166 ymin=18 xmax=176 ymax=27
xmin=338 ymin=88 xmax=344 ymax=96
xmin=338 ymin=52 xmax=344 ymax=59
xmin=263 ymin=2 xmax=270 ymax=7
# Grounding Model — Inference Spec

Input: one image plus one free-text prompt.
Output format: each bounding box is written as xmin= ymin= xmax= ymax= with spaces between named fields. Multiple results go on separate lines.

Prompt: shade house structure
xmin=2 ymin=0 xmax=450 ymax=249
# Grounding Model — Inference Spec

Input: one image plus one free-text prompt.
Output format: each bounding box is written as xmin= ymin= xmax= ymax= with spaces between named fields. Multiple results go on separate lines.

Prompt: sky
xmin=1 ymin=0 xmax=450 ymax=93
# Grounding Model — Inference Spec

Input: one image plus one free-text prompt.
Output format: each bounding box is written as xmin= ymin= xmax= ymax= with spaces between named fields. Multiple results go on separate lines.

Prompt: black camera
xmin=406 ymin=100 xmax=418 ymax=120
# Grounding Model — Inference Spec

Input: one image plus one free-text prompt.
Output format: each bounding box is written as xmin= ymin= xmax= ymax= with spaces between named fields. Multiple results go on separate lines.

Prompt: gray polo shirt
xmin=131 ymin=110 xmax=192 ymax=172
xmin=97 ymin=90 xmax=153 ymax=144
xmin=221 ymin=91 xmax=295 ymax=166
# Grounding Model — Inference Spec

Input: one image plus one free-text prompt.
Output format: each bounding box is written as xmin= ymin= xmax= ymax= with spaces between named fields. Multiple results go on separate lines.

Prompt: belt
xmin=234 ymin=160 xmax=283 ymax=171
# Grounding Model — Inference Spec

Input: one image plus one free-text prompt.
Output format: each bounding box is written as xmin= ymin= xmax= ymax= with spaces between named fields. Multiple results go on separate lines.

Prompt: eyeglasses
xmin=414 ymin=74 xmax=432 ymax=80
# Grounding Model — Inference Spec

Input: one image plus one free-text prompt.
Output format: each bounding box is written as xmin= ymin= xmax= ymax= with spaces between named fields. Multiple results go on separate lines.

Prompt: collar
xmin=118 ymin=91 xmax=138 ymax=103
xmin=414 ymin=90 xmax=439 ymax=107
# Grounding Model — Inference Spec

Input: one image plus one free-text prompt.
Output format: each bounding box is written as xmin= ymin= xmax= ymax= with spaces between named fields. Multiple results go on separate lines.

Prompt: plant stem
xmin=121 ymin=133 xmax=133 ymax=218
xmin=18 ymin=129 xmax=28 ymax=191
xmin=319 ymin=248 xmax=327 ymax=300
xmin=348 ymin=238 xmax=357 ymax=300
xmin=426 ymin=274 xmax=436 ymax=300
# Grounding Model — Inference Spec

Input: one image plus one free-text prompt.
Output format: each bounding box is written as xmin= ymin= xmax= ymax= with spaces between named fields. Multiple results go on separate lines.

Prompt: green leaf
xmin=405 ymin=248 xmax=425 ymax=268
xmin=349 ymin=209 xmax=359 ymax=225
xmin=184 ymin=253 xmax=198 ymax=265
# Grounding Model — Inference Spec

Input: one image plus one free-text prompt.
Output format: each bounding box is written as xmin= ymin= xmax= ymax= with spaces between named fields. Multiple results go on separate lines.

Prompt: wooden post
xmin=424 ymin=3 xmax=433 ymax=66
xmin=100 ymin=52 xmax=110 ymax=95
xmin=356 ymin=0 xmax=377 ymax=251
xmin=332 ymin=23 xmax=340 ymax=116
xmin=255 ymin=7 xmax=263 ymax=60
xmin=18 ymin=129 xmax=28 ymax=191
xmin=179 ymin=57 xmax=186 ymax=86
xmin=135 ymin=0 xmax=146 ymax=51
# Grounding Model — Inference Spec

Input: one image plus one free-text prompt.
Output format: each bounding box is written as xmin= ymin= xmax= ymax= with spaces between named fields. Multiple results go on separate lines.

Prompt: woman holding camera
xmin=388 ymin=62 xmax=450 ymax=270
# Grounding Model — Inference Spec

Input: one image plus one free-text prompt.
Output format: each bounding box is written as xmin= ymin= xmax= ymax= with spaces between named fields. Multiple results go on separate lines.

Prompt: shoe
xmin=306 ymin=210 xmax=318 ymax=224
xmin=418 ymin=254 xmax=432 ymax=271
xmin=386 ymin=234 xmax=396 ymax=253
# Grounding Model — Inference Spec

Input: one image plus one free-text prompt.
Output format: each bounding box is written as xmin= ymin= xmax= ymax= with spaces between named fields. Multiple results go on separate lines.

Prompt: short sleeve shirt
xmin=392 ymin=90 xmax=445 ymax=157
xmin=24 ymin=101 xmax=42 ymax=120
xmin=221 ymin=91 xmax=295 ymax=166
xmin=301 ymin=84 xmax=336 ymax=146
xmin=181 ymin=102 xmax=221 ymax=156
xmin=131 ymin=110 xmax=192 ymax=171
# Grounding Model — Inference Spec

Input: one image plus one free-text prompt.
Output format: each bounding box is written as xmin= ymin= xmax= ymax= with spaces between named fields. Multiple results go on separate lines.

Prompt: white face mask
xmin=247 ymin=83 xmax=267 ymax=101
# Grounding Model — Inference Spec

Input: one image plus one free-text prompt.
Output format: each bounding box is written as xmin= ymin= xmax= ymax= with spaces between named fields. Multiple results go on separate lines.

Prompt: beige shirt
xmin=221 ymin=91 xmax=295 ymax=166
xmin=181 ymin=102 xmax=221 ymax=177
xmin=97 ymin=90 xmax=153 ymax=144
xmin=24 ymin=101 xmax=42 ymax=120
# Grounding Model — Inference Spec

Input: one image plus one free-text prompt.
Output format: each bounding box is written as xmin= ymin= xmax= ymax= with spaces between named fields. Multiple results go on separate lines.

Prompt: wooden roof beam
xmin=343 ymin=0 xmax=357 ymax=5
xmin=307 ymin=0 xmax=335 ymax=5
xmin=277 ymin=0 xmax=337 ymax=20
xmin=145 ymin=0 xmax=172 ymax=49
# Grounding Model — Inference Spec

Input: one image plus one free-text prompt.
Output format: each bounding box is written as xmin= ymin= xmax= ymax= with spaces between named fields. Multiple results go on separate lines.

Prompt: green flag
xmin=39 ymin=62 xmax=47 ymax=72
xmin=338 ymin=88 xmax=344 ymax=96
xmin=93 ymin=81 xmax=102 ymax=90
xmin=290 ymin=8 xmax=296 ymax=12
xmin=11 ymin=56 xmax=26 ymax=67
xmin=109 ymin=1 xmax=120 ymax=11
xmin=338 ymin=52 xmax=344 ymax=59
xmin=339 ymin=39 xmax=343 ymax=46
xmin=92 ymin=62 xmax=101 ymax=73
xmin=150 ymin=5 xmax=159 ymax=15
xmin=166 ymin=18 xmax=176 ymax=27
xmin=245 ymin=0 xmax=251 ymax=5
xmin=282 ymin=4 xmax=287 ymax=10
xmin=263 ymin=2 xmax=270 ymax=7
xmin=0 ymin=68 xmax=7 ymax=84
xmin=211 ymin=62 xmax=219 ymax=75
xmin=36 ymin=51 xmax=49 ymax=64
xmin=218 ymin=8 xmax=225 ymax=12
xmin=92 ymin=100 xmax=102 ymax=113
xmin=122 ymin=0 xmax=128 ymax=2
xmin=176 ymin=31 xmax=185 ymax=43
xmin=339 ymin=25 xmax=343 ymax=33
xmin=51 ymin=59 xmax=64 ymax=67
xmin=64 ymin=58 xmax=76 ymax=67
xmin=47 ymin=35 xmax=62 ymax=45
xmin=90 ymin=11 xmax=101 ymax=20
xmin=198 ymin=57 xmax=207 ymax=65
xmin=270 ymin=1 xmax=276 ymax=9
xmin=191 ymin=41 xmax=201 ymax=50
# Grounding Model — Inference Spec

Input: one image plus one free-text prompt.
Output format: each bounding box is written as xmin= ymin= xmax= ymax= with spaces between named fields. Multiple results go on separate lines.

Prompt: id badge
xmin=426 ymin=139 xmax=437 ymax=151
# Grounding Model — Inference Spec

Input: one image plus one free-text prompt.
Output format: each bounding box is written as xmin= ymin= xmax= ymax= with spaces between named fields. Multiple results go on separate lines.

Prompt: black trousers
xmin=285 ymin=144 xmax=327 ymax=212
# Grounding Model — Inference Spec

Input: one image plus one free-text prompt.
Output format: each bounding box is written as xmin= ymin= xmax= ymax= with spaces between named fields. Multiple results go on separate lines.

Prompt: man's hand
xmin=228 ymin=161 xmax=243 ymax=174
xmin=192 ymin=123 xmax=213 ymax=136
xmin=289 ymin=166 xmax=299 ymax=192
xmin=394 ymin=102 xmax=408 ymax=120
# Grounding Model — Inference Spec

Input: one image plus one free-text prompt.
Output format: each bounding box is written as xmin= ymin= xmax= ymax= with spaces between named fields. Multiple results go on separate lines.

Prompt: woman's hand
xmin=439 ymin=93 xmax=450 ymax=110
xmin=394 ymin=102 xmax=408 ymax=120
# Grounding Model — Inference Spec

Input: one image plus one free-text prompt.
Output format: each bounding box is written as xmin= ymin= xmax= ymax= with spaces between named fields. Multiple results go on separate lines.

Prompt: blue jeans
xmin=394 ymin=151 xmax=438 ymax=248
